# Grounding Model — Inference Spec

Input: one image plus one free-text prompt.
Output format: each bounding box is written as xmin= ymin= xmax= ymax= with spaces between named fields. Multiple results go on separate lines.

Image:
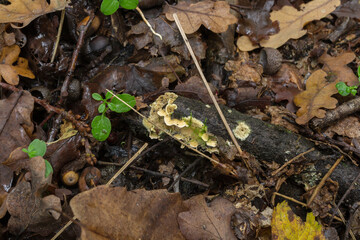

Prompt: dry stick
xmin=272 ymin=147 xmax=315 ymax=176
xmin=172 ymin=13 xmax=251 ymax=171
xmin=106 ymin=89 xmax=238 ymax=177
xmin=307 ymin=155 xmax=344 ymax=206
xmin=51 ymin=9 xmax=66 ymax=63
xmin=51 ymin=143 xmax=148 ymax=240
xmin=136 ymin=7 xmax=162 ymax=40
xmin=106 ymin=143 xmax=148 ymax=186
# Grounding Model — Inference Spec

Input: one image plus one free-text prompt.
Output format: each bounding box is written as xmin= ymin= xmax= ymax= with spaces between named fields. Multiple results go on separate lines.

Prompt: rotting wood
xmin=124 ymin=94 xmax=360 ymax=205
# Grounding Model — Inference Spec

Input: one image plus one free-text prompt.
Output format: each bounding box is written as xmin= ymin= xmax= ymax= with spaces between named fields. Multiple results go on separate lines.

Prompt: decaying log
xmin=124 ymin=94 xmax=360 ymax=205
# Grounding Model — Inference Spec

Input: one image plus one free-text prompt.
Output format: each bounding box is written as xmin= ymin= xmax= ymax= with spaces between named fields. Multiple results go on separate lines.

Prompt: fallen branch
xmin=124 ymin=94 xmax=360 ymax=205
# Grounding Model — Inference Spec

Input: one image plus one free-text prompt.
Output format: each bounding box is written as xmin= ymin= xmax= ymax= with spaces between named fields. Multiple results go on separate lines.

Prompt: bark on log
xmin=124 ymin=95 xmax=360 ymax=205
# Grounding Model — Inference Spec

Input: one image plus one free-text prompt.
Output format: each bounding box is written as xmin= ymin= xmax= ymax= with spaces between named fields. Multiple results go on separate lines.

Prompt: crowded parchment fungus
xmin=143 ymin=92 xmax=218 ymax=153
xmin=233 ymin=121 xmax=251 ymax=141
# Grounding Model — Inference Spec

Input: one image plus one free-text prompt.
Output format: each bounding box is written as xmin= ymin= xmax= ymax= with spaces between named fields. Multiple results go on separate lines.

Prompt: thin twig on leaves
xmin=172 ymin=13 xmax=251 ymax=171
xmin=51 ymin=9 xmax=65 ymax=63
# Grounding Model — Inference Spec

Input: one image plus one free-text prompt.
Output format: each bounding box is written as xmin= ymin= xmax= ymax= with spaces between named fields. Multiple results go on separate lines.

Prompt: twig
xmin=167 ymin=157 xmax=202 ymax=191
xmin=106 ymin=89 xmax=239 ymax=177
xmin=273 ymin=192 xmax=342 ymax=222
xmin=136 ymin=7 xmax=162 ymax=40
xmin=59 ymin=13 xmax=94 ymax=103
xmin=51 ymin=9 xmax=66 ymax=63
xmin=106 ymin=143 xmax=148 ymax=186
xmin=172 ymin=13 xmax=250 ymax=171
xmin=51 ymin=143 xmax=148 ymax=240
xmin=307 ymin=155 xmax=344 ymax=206
xmin=97 ymin=163 xmax=210 ymax=188
xmin=272 ymin=148 xmax=315 ymax=176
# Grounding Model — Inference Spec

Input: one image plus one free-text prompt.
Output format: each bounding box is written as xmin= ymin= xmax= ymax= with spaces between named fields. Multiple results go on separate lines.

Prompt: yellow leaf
xmin=272 ymin=201 xmax=325 ymax=240
xmin=294 ymin=70 xmax=338 ymax=125
xmin=165 ymin=1 xmax=237 ymax=34
xmin=0 ymin=0 xmax=69 ymax=28
xmin=237 ymin=0 xmax=340 ymax=51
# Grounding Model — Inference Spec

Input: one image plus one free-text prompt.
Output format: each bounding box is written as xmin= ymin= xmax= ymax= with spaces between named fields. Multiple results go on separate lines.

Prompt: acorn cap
xmin=259 ymin=48 xmax=282 ymax=75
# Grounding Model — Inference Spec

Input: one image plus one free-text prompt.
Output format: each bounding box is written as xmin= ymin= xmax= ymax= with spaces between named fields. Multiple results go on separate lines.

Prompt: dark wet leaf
xmin=237 ymin=0 xmax=279 ymax=43
xmin=333 ymin=0 xmax=360 ymax=19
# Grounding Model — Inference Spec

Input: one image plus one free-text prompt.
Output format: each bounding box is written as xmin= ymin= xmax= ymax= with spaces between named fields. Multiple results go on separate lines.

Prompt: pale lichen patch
xmin=233 ymin=121 xmax=251 ymax=141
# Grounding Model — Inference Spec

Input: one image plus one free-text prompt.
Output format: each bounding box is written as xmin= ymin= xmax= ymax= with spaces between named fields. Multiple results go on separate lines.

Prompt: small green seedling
xmin=100 ymin=0 xmax=139 ymax=15
xmin=335 ymin=66 xmax=360 ymax=96
xmin=22 ymin=139 xmax=53 ymax=178
xmin=91 ymin=92 xmax=136 ymax=141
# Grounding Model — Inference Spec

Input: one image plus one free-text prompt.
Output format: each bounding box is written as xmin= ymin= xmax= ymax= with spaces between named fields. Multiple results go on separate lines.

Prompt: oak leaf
xmin=165 ymin=1 xmax=237 ymax=34
xmin=294 ymin=70 xmax=338 ymax=125
xmin=272 ymin=201 xmax=325 ymax=240
xmin=0 ymin=0 xmax=69 ymax=28
xmin=319 ymin=51 xmax=359 ymax=86
xmin=0 ymin=45 xmax=35 ymax=85
xmin=237 ymin=0 xmax=340 ymax=51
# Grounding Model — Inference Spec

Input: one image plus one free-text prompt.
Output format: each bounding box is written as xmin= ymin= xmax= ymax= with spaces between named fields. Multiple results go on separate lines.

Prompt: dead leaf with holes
xmin=294 ymin=70 xmax=338 ymax=125
xmin=237 ymin=0 xmax=341 ymax=51
xmin=319 ymin=51 xmax=359 ymax=86
xmin=0 ymin=0 xmax=69 ymax=28
xmin=164 ymin=1 xmax=237 ymax=34
xmin=0 ymin=45 xmax=35 ymax=85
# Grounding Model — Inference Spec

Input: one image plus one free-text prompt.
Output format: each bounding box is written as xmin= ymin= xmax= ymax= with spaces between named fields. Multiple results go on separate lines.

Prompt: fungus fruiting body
xmin=233 ymin=121 xmax=251 ymax=141
xmin=143 ymin=93 xmax=218 ymax=153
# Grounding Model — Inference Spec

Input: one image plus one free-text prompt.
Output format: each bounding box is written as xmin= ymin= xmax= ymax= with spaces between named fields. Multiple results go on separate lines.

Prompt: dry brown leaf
xmin=0 ymin=45 xmax=35 ymax=85
xmin=319 ymin=51 xmax=359 ymax=86
xmin=324 ymin=116 xmax=360 ymax=139
xmin=178 ymin=195 xmax=237 ymax=240
xmin=165 ymin=1 xmax=237 ymax=34
xmin=294 ymin=70 xmax=338 ymax=125
xmin=225 ymin=60 xmax=262 ymax=84
xmin=6 ymin=157 xmax=61 ymax=235
xmin=0 ymin=0 xmax=69 ymax=28
xmin=70 ymin=186 xmax=187 ymax=240
xmin=237 ymin=0 xmax=340 ymax=51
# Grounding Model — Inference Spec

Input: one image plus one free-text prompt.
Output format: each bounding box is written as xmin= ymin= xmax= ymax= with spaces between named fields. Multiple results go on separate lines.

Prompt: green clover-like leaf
xmin=101 ymin=0 xmax=120 ymax=15
xmin=105 ymin=91 xmax=113 ymax=100
xmin=98 ymin=103 xmax=107 ymax=113
xmin=336 ymin=82 xmax=350 ymax=96
xmin=119 ymin=0 xmax=138 ymax=9
xmin=92 ymin=93 xmax=103 ymax=101
xmin=22 ymin=139 xmax=47 ymax=158
xmin=91 ymin=115 xmax=111 ymax=141
xmin=108 ymin=93 xmax=136 ymax=113
xmin=44 ymin=160 xmax=53 ymax=178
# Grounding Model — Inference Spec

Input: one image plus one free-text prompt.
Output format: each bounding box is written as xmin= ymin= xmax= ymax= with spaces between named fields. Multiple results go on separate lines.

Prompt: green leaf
xmin=105 ymin=91 xmax=113 ymax=100
xmin=44 ymin=160 xmax=53 ymax=178
xmin=357 ymin=66 xmax=360 ymax=78
xmin=98 ymin=103 xmax=106 ymax=113
xmin=23 ymin=139 xmax=47 ymax=158
xmin=91 ymin=115 xmax=111 ymax=141
xmin=351 ymin=89 xmax=358 ymax=96
xmin=108 ymin=94 xmax=136 ymax=113
xmin=119 ymin=0 xmax=138 ymax=9
xmin=101 ymin=0 xmax=120 ymax=15
xmin=92 ymin=93 xmax=103 ymax=101
xmin=336 ymin=82 xmax=350 ymax=96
